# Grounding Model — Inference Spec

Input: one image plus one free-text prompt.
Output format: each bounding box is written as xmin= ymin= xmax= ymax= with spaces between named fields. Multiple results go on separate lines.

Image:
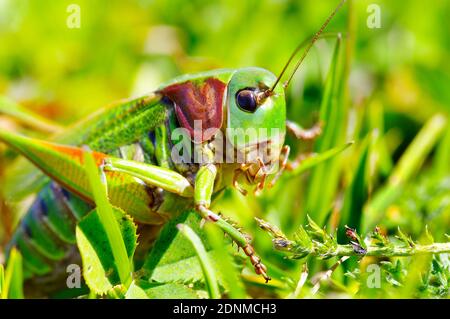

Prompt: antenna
xmin=267 ymin=0 xmax=347 ymax=94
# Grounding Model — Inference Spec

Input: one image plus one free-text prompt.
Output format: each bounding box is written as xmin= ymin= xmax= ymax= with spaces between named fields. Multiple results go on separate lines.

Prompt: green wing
xmin=54 ymin=93 xmax=166 ymax=152
xmin=2 ymin=93 xmax=167 ymax=201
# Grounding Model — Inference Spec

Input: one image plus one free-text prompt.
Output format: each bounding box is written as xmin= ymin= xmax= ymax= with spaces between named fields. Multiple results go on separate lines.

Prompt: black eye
xmin=236 ymin=89 xmax=257 ymax=113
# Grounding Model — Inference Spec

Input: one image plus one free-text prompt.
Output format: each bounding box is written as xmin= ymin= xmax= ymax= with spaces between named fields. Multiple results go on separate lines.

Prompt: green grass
xmin=177 ymin=224 xmax=221 ymax=299
xmin=83 ymin=150 xmax=132 ymax=288
xmin=0 ymin=248 xmax=24 ymax=299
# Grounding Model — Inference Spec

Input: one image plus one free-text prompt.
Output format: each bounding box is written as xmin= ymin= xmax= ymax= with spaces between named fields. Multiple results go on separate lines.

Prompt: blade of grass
xmin=83 ymin=149 xmax=131 ymax=287
xmin=291 ymin=264 xmax=308 ymax=299
xmin=75 ymin=206 xmax=137 ymax=295
xmin=204 ymin=223 xmax=246 ymax=298
xmin=435 ymin=125 xmax=450 ymax=176
xmin=389 ymin=114 xmax=447 ymax=187
xmin=0 ymin=264 xmax=4 ymax=298
xmin=305 ymin=35 xmax=348 ymax=225
xmin=363 ymin=114 xmax=448 ymax=231
xmin=367 ymin=101 xmax=394 ymax=178
xmin=2 ymin=248 xmax=24 ymax=299
xmin=289 ymin=142 xmax=353 ymax=176
xmin=177 ymin=224 xmax=221 ymax=299
xmin=338 ymin=137 xmax=370 ymax=239
xmin=337 ymin=137 xmax=371 ymax=279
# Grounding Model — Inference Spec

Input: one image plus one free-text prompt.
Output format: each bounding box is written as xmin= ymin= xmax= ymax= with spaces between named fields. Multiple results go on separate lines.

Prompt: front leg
xmin=103 ymin=157 xmax=194 ymax=197
xmin=194 ymin=163 xmax=271 ymax=282
xmin=105 ymin=154 xmax=270 ymax=282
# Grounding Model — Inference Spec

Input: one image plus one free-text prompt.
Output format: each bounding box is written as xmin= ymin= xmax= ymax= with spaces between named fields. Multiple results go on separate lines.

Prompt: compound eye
xmin=236 ymin=89 xmax=257 ymax=113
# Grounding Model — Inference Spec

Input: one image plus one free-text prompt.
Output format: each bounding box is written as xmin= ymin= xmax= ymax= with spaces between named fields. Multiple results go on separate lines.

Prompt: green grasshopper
xmin=0 ymin=0 xmax=346 ymax=291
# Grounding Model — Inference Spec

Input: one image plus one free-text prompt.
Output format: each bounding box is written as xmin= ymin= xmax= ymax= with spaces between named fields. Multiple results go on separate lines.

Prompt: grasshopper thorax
xmin=158 ymin=67 xmax=287 ymax=193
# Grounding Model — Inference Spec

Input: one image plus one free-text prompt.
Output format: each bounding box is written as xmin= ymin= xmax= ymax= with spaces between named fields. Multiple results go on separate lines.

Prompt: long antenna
xmin=268 ymin=0 xmax=347 ymax=94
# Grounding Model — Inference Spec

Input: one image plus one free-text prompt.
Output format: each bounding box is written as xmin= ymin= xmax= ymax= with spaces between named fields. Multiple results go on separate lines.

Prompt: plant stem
xmin=277 ymin=240 xmax=450 ymax=259
xmin=344 ymin=243 xmax=450 ymax=257
xmin=256 ymin=217 xmax=450 ymax=260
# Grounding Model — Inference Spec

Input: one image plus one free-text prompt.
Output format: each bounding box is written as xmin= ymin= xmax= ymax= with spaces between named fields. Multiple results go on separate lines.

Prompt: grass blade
xmin=363 ymin=114 xmax=448 ymax=231
xmin=0 ymin=264 xmax=4 ymax=298
xmin=177 ymin=224 xmax=221 ymax=299
xmin=305 ymin=35 xmax=348 ymax=225
xmin=204 ymin=223 xmax=246 ymax=298
xmin=388 ymin=114 xmax=447 ymax=187
xmin=83 ymin=149 xmax=131 ymax=287
xmin=2 ymin=248 xmax=24 ymax=299
xmin=338 ymin=137 xmax=370 ymax=238
xmin=289 ymin=142 xmax=353 ymax=176
xmin=434 ymin=124 xmax=450 ymax=176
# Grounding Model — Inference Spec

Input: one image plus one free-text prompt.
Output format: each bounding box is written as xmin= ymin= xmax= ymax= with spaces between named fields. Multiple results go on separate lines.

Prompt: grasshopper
xmin=0 ymin=0 xmax=346 ymax=293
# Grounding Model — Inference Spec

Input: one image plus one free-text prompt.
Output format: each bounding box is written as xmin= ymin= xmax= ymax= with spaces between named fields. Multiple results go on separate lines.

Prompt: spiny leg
xmin=286 ymin=120 xmax=322 ymax=141
xmin=233 ymin=159 xmax=270 ymax=195
xmin=268 ymin=118 xmax=323 ymax=187
xmin=253 ymin=158 xmax=268 ymax=195
xmin=268 ymin=145 xmax=290 ymax=188
xmin=0 ymin=129 xmax=271 ymax=282
xmin=195 ymin=163 xmax=271 ymax=282
xmin=102 ymin=156 xmax=269 ymax=280
xmin=103 ymin=157 xmax=194 ymax=197
xmin=284 ymin=119 xmax=322 ymax=173
xmin=232 ymin=164 xmax=249 ymax=196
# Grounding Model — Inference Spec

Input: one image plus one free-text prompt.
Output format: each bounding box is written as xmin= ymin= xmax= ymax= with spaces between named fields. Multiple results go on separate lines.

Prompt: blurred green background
xmin=0 ymin=0 xmax=449 ymax=298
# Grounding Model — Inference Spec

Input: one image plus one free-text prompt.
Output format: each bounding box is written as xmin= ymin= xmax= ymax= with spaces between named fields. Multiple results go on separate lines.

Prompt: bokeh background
xmin=1 ymin=0 xmax=449 ymax=298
